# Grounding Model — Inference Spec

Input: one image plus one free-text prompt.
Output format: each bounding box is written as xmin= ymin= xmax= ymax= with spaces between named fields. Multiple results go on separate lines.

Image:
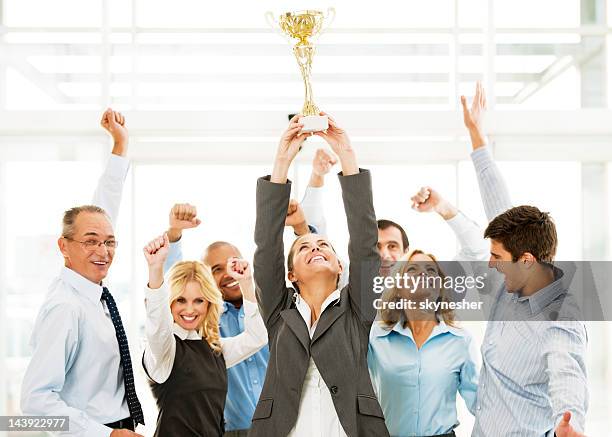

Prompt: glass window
xmin=458 ymin=159 xmax=581 ymax=260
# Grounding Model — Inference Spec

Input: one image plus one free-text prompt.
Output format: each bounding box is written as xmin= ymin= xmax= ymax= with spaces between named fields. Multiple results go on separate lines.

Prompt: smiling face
xmin=203 ymin=243 xmax=243 ymax=305
xmin=287 ymin=233 xmax=342 ymax=287
xmin=377 ymin=226 xmax=407 ymax=275
xmin=399 ymin=252 xmax=441 ymax=301
xmin=170 ymin=280 xmax=210 ymax=331
xmin=58 ymin=211 xmax=115 ymax=284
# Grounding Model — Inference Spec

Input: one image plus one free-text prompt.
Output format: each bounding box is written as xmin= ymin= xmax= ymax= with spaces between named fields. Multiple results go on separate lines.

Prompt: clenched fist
xmin=410 ymin=186 xmax=457 ymax=220
xmin=101 ymin=108 xmax=128 ymax=156
xmin=226 ymin=257 xmax=252 ymax=282
xmin=143 ymin=233 xmax=170 ymax=289
xmin=312 ymin=148 xmax=337 ymax=177
xmin=168 ymin=203 xmax=201 ymax=242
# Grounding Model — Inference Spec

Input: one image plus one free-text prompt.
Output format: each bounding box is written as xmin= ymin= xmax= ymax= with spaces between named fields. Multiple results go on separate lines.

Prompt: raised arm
xmin=220 ymin=258 xmax=268 ymax=368
xmin=92 ymin=109 xmax=130 ymax=226
xmin=285 ymin=199 xmax=311 ymax=236
xmin=300 ymin=148 xmax=337 ymax=236
xmin=163 ymin=203 xmax=201 ymax=273
xmin=254 ymin=116 xmax=306 ymax=326
xmin=142 ymin=233 xmax=177 ymax=384
xmin=315 ymin=113 xmax=379 ymax=322
xmin=461 ymin=82 xmax=512 ymax=221
xmin=410 ymin=186 xmax=488 ymax=261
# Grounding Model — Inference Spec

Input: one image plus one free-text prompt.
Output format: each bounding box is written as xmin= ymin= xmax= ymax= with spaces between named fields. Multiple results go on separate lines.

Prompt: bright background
xmin=1 ymin=0 xmax=612 ymax=436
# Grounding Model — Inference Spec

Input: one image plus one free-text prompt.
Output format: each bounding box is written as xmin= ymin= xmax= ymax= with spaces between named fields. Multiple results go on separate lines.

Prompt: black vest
xmin=145 ymin=335 xmax=227 ymax=437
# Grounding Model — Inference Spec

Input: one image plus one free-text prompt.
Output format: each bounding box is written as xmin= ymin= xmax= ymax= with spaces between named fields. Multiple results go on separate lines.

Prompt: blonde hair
xmin=168 ymin=261 xmax=224 ymax=354
xmin=378 ymin=249 xmax=455 ymax=328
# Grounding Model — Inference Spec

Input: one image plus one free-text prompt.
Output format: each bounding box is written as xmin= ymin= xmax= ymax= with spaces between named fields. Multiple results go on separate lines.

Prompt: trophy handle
xmin=264 ymin=11 xmax=278 ymax=31
xmin=265 ymin=11 xmax=292 ymax=42
xmin=323 ymin=7 xmax=336 ymax=30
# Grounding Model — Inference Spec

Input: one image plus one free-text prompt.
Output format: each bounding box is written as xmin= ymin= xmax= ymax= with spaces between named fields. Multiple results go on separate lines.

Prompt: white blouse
xmin=143 ymin=282 xmax=268 ymax=384
xmin=288 ymin=290 xmax=348 ymax=437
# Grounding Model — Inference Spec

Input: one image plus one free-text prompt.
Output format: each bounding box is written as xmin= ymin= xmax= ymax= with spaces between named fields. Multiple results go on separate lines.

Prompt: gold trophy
xmin=266 ymin=8 xmax=335 ymax=133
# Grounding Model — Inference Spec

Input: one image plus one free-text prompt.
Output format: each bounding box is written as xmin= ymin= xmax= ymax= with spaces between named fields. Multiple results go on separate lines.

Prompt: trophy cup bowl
xmin=268 ymin=9 xmax=335 ymax=133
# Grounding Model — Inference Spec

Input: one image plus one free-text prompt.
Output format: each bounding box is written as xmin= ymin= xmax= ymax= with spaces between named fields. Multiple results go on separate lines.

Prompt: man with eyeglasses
xmin=21 ymin=109 xmax=145 ymax=437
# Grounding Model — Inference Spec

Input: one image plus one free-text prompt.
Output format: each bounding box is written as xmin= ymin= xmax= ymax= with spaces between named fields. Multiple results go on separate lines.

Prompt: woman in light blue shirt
xmin=368 ymin=250 xmax=479 ymax=437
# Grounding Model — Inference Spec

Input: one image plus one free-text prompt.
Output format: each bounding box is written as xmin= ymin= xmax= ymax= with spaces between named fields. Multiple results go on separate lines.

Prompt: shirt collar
xmin=222 ymin=301 xmax=242 ymax=314
xmin=512 ymin=265 xmax=568 ymax=315
xmin=172 ymin=322 xmax=202 ymax=340
xmin=60 ymin=266 xmax=103 ymax=304
xmin=295 ymin=289 xmax=341 ymax=329
xmin=372 ymin=318 xmax=464 ymax=339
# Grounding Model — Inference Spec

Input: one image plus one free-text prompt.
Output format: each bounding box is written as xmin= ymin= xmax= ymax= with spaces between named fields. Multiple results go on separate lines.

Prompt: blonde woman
xmin=368 ymin=250 xmax=479 ymax=437
xmin=142 ymin=233 xmax=267 ymax=437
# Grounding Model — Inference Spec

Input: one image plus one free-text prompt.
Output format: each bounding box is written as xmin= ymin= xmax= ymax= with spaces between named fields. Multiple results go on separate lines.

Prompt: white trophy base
xmin=299 ymin=115 xmax=329 ymax=133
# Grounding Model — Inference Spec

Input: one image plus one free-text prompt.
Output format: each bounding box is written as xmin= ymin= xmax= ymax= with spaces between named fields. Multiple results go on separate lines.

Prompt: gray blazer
xmin=250 ymin=170 xmax=389 ymax=437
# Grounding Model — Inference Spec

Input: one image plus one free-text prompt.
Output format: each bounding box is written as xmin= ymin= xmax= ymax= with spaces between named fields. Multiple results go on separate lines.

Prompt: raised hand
xmin=285 ymin=199 xmax=309 ymax=235
xmin=314 ymin=112 xmax=358 ymax=176
xmin=411 ymin=186 xmax=458 ymax=220
xmin=100 ymin=108 xmax=129 ymax=156
xmin=314 ymin=112 xmax=353 ymax=155
xmin=460 ymin=81 xmax=487 ymax=150
xmin=143 ymin=233 xmax=170 ymax=289
xmin=271 ymin=115 xmax=306 ymax=183
xmin=144 ymin=233 xmax=170 ymax=267
xmin=226 ymin=257 xmax=252 ymax=282
xmin=309 ymin=148 xmax=337 ymax=187
xmin=168 ymin=203 xmax=201 ymax=242
xmin=226 ymin=257 xmax=256 ymax=302
xmin=555 ymin=412 xmax=586 ymax=437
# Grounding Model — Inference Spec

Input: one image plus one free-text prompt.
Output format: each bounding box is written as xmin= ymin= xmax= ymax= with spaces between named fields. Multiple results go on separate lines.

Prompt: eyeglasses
xmin=63 ymin=237 xmax=118 ymax=251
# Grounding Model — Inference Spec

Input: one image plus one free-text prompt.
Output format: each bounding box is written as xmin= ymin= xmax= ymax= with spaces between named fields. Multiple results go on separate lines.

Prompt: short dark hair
xmin=484 ymin=205 xmax=557 ymax=263
xmin=377 ymin=219 xmax=409 ymax=253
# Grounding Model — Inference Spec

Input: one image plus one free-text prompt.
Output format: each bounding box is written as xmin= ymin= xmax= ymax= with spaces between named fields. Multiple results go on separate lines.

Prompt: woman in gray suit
xmin=250 ymin=113 xmax=389 ymax=437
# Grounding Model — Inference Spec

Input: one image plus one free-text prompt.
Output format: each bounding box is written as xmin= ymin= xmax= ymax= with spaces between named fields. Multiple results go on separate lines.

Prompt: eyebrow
xmin=82 ymin=232 xmax=115 ymax=239
xmin=378 ymin=239 xmax=400 ymax=245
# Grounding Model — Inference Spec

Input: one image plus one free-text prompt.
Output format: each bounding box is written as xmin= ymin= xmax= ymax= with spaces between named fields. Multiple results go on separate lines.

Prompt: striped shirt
xmin=470 ymin=146 xmax=589 ymax=437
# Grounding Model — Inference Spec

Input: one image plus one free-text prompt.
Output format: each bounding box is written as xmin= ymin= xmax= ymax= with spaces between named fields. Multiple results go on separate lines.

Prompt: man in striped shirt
xmin=462 ymin=82 xmax=588 ymax=437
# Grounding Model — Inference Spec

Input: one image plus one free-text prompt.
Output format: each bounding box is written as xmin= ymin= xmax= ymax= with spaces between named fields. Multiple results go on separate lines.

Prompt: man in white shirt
xmin=20 ymin=110 xmax=144 ymax=437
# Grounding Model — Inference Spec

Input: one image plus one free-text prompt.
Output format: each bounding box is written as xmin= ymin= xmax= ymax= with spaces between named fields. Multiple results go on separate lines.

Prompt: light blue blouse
xmin=368 ymin=320 xmax=479 ymax=437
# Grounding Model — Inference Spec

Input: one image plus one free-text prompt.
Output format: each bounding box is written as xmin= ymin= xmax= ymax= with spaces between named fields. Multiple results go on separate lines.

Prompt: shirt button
xmin=248 ymin=357 xmax=253 ymax=362
xmin=253 ymin=380 xmax=258 ymax=384
xmin=477 ymin=405 xmax=481 ymax=410
xmin=330 ymin=385 xmax=338 ymax=395
xmin=240 ymin=314 xmax=245 ymax=318
xmin=488 ymin=340 xmax=493 ymax=345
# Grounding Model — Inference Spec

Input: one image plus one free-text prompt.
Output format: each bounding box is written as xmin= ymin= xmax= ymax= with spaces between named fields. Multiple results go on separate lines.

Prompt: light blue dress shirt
xmin=164 ymin=240 xmax=269 ymax=431
xmin=21 ymin=155 xmax=131 ymax=437
xmin=470 ymin=146 xmax=588 ymax=436
xmin=368 ymin=320 xmax=479 ymax=437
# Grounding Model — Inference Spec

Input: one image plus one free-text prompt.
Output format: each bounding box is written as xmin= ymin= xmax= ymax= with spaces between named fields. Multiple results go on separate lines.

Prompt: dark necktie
xmin=101 ymin=287 xmax=145 ymax=426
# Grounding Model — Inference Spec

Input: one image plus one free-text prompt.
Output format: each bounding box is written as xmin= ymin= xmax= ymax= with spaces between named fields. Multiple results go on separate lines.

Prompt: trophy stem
xmin=293 ymin=45 xmax=320 ymax=116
